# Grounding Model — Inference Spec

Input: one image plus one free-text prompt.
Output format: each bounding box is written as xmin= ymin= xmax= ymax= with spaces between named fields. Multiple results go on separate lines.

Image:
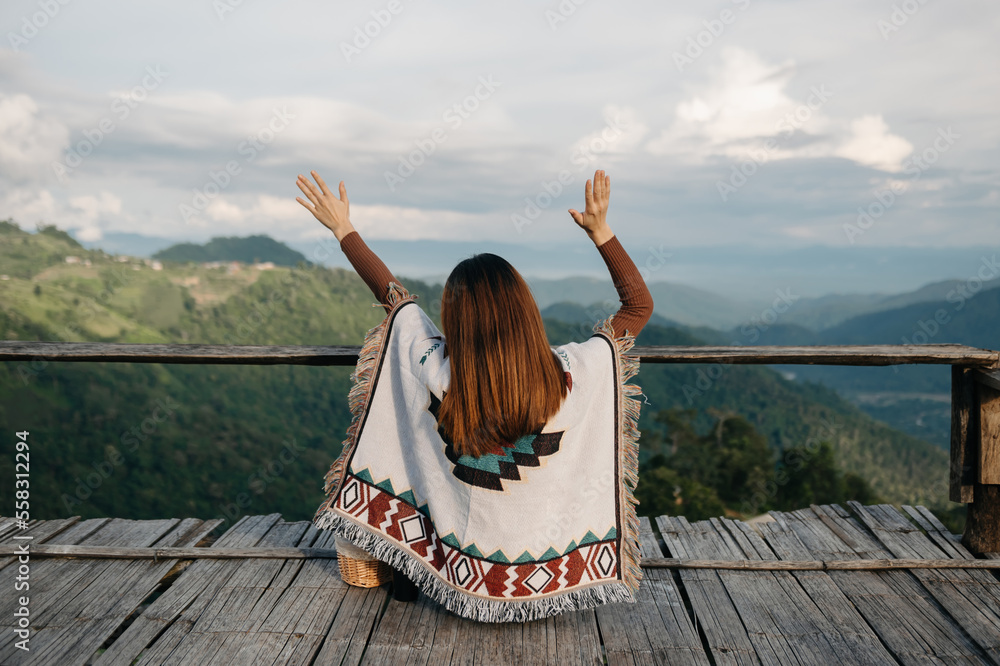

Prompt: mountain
xmin=774 ymin=274 xmax=1000 ymax=331
xmin=540 ymin=301 xmax=681 ymax=331
xmin=718 ymin=284 xmax=1000 ymax=450
xmin=0 ymin=222 xmax=960 ymax=533
xmin=154 ymin=235 xmax=309 ymax=267
xmin=53 ymin=226 xmax=1000 ymax=332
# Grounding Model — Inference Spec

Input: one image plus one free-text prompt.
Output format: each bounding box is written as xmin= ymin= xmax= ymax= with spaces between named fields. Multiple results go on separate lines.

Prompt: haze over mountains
xmin=80 ymin=229 xmax=1000 ymax=333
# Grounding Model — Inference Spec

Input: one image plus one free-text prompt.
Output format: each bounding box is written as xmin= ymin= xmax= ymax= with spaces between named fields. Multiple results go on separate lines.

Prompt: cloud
xmin=205 ymin=198 xmax=243 ymax=222
xmin=2 ymin=188 xmax=124 ymax=241
xmin=646 ymin=46 xmax=914 ymax=173
xmin=833 ymin=115 xmax=914 ymax=172
xmin=69 ymin=191 xmax=122 ymax=220
xmin=0 ymin=93 xmax=69 ymax=183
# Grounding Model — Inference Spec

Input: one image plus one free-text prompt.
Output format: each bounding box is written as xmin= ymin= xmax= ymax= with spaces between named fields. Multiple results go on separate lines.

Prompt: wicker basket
xmin=335 ymin=536 xmax=391 ymax=588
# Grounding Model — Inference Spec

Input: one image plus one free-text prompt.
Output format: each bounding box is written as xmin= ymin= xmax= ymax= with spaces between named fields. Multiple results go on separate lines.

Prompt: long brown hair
xmin=437 ymin=253 xmax=567 ymax=458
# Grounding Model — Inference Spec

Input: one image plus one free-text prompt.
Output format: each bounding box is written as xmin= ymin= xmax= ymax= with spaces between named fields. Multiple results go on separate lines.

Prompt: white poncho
xmin=313 ymin=282 xmax=643 ymax=622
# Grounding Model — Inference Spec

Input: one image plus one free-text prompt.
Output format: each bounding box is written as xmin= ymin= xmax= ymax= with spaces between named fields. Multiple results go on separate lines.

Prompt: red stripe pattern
xmin=334 ymin=472 xmax=620 ymax=599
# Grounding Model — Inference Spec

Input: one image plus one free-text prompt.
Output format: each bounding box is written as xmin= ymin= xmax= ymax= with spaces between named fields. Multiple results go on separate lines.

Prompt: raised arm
xmin=296 ymin=171 xmax=403 ymax=312
xmin=340 ymin=231 xmax=403 ymax=312
xmin=569 ymin=169 xmax=654 ymax=339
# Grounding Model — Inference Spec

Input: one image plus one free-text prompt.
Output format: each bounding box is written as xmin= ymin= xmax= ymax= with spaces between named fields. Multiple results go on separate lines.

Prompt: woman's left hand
xmin=295 ymin=170 xmax=355 ymax=241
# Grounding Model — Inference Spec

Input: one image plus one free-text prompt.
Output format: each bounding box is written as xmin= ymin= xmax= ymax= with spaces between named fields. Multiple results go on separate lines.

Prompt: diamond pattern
xmin=340 ymin=479 xmax=360 ymax=511
xmin=596 ymin=544 xmax=615 ymax=577
xmin=524 ymin=565 xmax=555 ymax=593
xmin=399 ymin=514 xmax=427 ymax=544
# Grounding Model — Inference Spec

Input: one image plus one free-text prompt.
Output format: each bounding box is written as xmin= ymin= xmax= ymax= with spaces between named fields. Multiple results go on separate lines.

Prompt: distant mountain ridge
xmin=68 ymin=228 xmax=1000 ymax=329
xmin=153 ymin=235 xmax=308 ymax=267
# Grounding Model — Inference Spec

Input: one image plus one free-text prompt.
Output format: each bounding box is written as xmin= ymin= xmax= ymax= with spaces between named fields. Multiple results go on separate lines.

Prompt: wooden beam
xmin=1 ymin=340 xmax=997 ymax=367
xmin=5 ymin=543 xmax=1000 ymax=569
xmin=964 ymin=371 xmax=1000 ymax=554
xmin=951 ymin=366 xmax=976 ymax=503
xmin=0 ymin=544 xmax=341 ymax=559
xmin=978 ymin=381 xmax=1000 ymax=485
xmin=975 ymin=368 xmax=1000 ymax=392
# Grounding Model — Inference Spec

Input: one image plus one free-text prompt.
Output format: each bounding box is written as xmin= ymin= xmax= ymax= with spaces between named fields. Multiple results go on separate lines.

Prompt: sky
xmin=0 ymin=0 xmax=998 ymax=268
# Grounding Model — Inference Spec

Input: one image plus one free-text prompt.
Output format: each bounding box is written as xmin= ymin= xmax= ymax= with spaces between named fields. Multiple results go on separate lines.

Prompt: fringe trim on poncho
xmin=313 ymin=283 xmax=644 ymax=623
xmin=313 ymin=281 xmax=417 ymax=517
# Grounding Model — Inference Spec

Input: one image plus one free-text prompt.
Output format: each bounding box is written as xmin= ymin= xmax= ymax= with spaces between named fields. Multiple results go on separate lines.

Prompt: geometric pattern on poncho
xmin=336 ymin=470 xmax=621 ymax=597
xmin=347 ymin=465 xmax=617 ymax=563
xmin=426 ymin=391 xmax=563 ymax=491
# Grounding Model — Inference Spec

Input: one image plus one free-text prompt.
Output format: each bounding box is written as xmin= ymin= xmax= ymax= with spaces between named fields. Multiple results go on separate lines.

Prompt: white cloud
xmin=325 ymin=204 xmax=484 ymax=241
xmin=69 ymin=191 xmax=122 ymax=220
xmin=1 ymin=187 xmax=59 ymax=224
xmin=646 ymin=46 xmax=914 ymax=173
xmin=834 ymin=115 xmax=913 ymax=172
xmin=0 ymin=93 xmax=69 ymax=182
xmin=205 ymin=198 xmax=243 ymax=222
xmin=67 ymin=191 xmax=123 ymax=241
xmin=253 ymin=194 xmax=302 ymax=221
xmin=571 ymin=104 xmax=649 ymax=162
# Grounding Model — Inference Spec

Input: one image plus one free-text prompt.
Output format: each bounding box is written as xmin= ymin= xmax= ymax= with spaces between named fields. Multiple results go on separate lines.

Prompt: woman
xmin=297 ymin=169 xmax=654 ymax=622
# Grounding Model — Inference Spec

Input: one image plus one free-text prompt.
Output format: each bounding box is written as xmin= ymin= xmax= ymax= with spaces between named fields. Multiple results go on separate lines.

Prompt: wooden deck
xmin=2 ymin=503 xmax=999 ymax=665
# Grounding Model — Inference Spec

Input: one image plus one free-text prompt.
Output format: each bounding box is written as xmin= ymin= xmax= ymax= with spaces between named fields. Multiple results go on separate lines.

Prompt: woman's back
xmin=299 ymin=168 xmax=653 ymax=621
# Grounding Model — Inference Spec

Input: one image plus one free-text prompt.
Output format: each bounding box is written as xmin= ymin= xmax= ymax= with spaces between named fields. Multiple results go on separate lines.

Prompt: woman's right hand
xmin=569 ymin=169 xmax=613 ymax=245
xmin=296 ymin=170 xmax=356 ymax=241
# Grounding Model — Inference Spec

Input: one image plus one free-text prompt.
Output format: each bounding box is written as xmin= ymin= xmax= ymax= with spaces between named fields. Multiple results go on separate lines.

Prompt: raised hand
xmin=568 ymin=169 xmax=613 ymax=245
xmin=295 ymin=170 xmax=356 ymax=241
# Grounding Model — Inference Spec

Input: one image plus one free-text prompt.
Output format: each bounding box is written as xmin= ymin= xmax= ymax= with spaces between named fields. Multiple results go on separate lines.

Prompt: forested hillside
xmin=153 ymin=234 xmax=308 ymax=267
xmin=0 ymin=223 xmax=963 ymax=535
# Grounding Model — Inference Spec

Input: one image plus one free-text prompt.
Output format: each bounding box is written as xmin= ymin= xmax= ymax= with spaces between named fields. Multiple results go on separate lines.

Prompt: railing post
xmin=950 ymin=366 xmax=975 ymax=504
xmin=963 ymin=368 xmax=1000 ymax=553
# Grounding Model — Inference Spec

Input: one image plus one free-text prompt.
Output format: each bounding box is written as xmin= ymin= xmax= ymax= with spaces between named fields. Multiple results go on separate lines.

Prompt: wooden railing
xmin=3 ymin=340 xmax=999 ymax=552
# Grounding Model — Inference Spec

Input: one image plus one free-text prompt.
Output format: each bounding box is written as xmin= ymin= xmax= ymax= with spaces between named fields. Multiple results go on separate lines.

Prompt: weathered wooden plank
xmin=787 ymin=505 xmax=991 ymax=664
xmin=901 ymin=505 xmax=968 ymax=560
xmin=98 ymin=514 xmax=283 ymax=665
xmin=552 ymin=609 xmax=602 ymax=666
xmin=198 ymin=523 xmax=314 ymax=665
xmin=0 ymin=517 xmax=183 ymax=665
xmin=151 ymin=521 xmax=310 ymax=665
xmin=907 ymin=505 xmax=1000 ymax=561
xmin=45 ymin=518 xmax=217 ymax=665
xmin=0 ymin=516 xmax=81 ymax=570
xmin=702 ymin=515 xmax=860 ymax=665
xmin=0 ymin=341 xmax=366 ymax=366
xmin=362 ymin=592 xmax=442 ymax=666
xmin=308 ymin=580 xmax=387 ymax=665
xmin=966 ymin=373 xmax=1000 ymax=553
xmin=952 ymin=365 xmax=977 ymax=502
xmin=848 ymin=502 xmax=1000 ymax=661
xmin=656 ymin=515 xmax=759 ymax=665
xmin=0 ymin=516 xmax=18 ymax=540
xmin=0 ymin=544 xmax=340 ymax=558
xmin=748 ymin=517 xmax=901 ymax=665
xmin=977 ymin=381 xmax=1000 ymax=485
xmin=233 ymin=525 xmax=329 ymax=664
xmin=517 ymin=615 xmax=558 ymax=666
xmin=251 ymin=533 xmax=348 ymax=666
xmin=975 ymin=368 xmax=1000 ymax=392
xmin=595 ymin=516 xmax=709 ymax=666
xmin=2 ymin=340 xmax=997 ymax=366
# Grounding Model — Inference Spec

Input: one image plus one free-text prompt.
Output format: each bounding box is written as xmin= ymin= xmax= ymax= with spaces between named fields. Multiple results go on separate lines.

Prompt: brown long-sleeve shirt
xmin=339 ymin=230 xmax=654 ymax=339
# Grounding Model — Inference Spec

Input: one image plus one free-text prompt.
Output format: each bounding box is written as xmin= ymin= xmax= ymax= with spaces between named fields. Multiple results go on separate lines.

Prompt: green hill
xmin=153 ymin=234 xmax=308 ymax=267
xmin=0 ymin=222 xmax=965 ymax=535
